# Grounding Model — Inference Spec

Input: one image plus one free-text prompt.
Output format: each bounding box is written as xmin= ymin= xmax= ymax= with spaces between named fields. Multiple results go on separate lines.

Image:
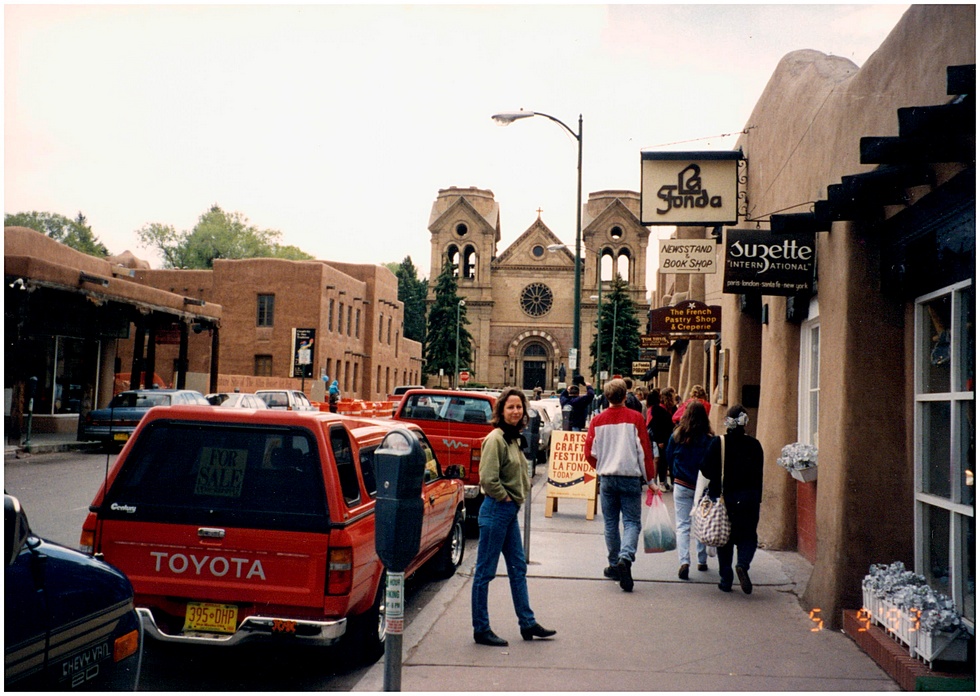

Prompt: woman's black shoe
xmin=736 ymin=565 xmax=753 ymax=595
xmin=520 ymin=623 xmax=557 ymax=640
xmin=474 ymin=630 xmax=509 ymax=646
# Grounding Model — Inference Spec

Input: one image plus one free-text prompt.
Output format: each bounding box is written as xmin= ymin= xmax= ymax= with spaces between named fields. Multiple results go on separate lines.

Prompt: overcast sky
xmin=5 ymin=3 xmax=911 ymax=292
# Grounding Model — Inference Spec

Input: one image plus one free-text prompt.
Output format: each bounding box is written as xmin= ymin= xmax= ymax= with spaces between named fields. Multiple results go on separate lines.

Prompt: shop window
xmin=256 ymin=294 xmax=274 ymax=327
xmin=798 ymin=312 xmax=820 ymax=447
xmin=914 ymin=280 xmax=974 ymax=628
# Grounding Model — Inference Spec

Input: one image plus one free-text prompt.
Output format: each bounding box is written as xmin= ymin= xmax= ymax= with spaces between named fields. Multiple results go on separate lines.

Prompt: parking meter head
xmin=374 ymin=429 xmax=426 ymax=572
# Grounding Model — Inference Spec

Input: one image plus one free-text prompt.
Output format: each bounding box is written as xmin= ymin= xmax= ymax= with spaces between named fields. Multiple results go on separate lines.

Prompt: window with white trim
xmin=914 ymin=280 xmax=974 ymax=628
xmin=797 ymin=297 xmax=820 ymax=448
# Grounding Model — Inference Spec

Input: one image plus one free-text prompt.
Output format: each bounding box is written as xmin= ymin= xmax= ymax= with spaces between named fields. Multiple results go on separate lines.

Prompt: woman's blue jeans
xmin=673 ymin=484 xmax=707 ymax=567
xmin=471 ymin=496 xmax=536 ymax=634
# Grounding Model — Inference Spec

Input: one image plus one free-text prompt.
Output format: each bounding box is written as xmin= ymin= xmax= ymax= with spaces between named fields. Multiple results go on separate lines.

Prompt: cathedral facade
xmin=427 ymin=186 xmax=650 ymax=390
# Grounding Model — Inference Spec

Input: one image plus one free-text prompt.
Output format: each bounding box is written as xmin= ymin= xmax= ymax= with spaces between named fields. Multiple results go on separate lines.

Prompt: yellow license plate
xmin=113 ymin=432 xmax=129 ymax=442
xmin=183 ymin=602 xmax=238 ymax=634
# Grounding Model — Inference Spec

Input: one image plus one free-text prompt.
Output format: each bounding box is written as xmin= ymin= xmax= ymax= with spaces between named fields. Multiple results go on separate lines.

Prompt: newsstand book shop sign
xmin=723 ymin=229 xmax=816 ymax=296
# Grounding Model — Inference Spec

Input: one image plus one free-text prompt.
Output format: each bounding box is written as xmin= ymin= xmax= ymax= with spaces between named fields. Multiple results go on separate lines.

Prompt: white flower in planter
xmin=776 ymin=442 xmax=818 ymax=472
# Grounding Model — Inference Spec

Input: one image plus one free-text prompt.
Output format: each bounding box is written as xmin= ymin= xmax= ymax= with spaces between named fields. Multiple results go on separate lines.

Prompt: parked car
xmin=392 ymin=389 xmax=496 ymax=520
xmin=5 ymin=494 xmax=143 ymax=690
xmin=77 ymin=388 xmax=209 ymax=447
xmin=525 ymin=404 xmax=552 ymax=465
xmin=255 ymin=389 xmax=316 ymax=411
xmin=206 ymin=392 xmax=269 ymax=409
xmin=79 ymin=407 xmax=465 ymax=663
xmin=529 ymin=398 xmax=561 ymax=460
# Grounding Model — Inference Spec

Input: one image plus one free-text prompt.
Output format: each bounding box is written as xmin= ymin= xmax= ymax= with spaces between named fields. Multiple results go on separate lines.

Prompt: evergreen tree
xmin=424 ymin=261 xmax=472 ymax=384
xmin=589 ymin=275 xmax=642 ymax=379
xmin=394 ymin=256 xmax=427 ymax=345
xmin=5 ymin=211 xmax=108 ymax=257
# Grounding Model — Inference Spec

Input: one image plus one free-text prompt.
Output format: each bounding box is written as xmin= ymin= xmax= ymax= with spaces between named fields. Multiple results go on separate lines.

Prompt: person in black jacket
xmin=699 ymin=404 xmax=764 ymax=594
xmin=645 ymin=390 xmax=675 ymax=490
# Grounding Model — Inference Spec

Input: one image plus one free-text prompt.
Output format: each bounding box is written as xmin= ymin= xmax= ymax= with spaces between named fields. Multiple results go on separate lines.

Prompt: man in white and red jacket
xmin=584 ymin=378 xmax=657 ymax=592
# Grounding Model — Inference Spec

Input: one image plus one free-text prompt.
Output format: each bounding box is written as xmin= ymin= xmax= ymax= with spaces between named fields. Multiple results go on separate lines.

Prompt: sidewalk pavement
xmin=355 ymin=473 xmax=899 ymax=692
xmin=5 ymin=432 xmax=102 ymax=458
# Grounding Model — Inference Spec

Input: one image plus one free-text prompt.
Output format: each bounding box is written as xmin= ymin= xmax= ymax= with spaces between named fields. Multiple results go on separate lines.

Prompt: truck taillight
xmin=471 ymin=450 xmax=482 ymax=476
xmin=79 ymin=529 xmax=95 ymax=555
xmin=326 ymin=548 xmax=352 ymax=595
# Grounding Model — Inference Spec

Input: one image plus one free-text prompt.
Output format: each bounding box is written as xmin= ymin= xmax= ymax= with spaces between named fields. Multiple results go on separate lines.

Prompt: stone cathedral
xmin=427 ymin=186 xmax=650 ymax=390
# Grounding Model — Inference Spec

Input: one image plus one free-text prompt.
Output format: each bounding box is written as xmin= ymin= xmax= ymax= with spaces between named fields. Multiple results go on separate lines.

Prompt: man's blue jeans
xmin=471 ymin=497 xmax=536 ymax=633
xmin=599 ymin=475 xmax=643 ymax=566
xmin=673 ymin=483 xmax=708 ymax=567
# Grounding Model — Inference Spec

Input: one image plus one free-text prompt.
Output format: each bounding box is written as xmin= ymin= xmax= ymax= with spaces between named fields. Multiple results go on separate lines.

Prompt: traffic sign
xmin=459 ymin=371 xmax=470 ymax=384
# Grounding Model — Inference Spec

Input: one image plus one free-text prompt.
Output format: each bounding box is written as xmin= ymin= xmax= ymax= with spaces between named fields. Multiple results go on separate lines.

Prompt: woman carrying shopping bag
xmin=664 ymin=400 xmax=714 ymax=580
xmin=698 ymin=404 xmax=764 ymax=594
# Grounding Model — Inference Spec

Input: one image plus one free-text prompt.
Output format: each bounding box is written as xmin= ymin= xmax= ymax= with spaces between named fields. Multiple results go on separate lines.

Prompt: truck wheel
xmin=432 ymin=511 xmax=465 ymax=579
xmin=341 ymin=573 xmax=386 ymax=664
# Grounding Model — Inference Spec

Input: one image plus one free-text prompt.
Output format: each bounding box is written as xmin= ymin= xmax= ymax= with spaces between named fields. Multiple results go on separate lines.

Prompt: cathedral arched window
xmin=616 ymin=248 xmax=632 ymax=284
xmin=446 ymin=245 xmax=460 ymax=277
xmin=462 ymin=245 xmax=477 ymax=280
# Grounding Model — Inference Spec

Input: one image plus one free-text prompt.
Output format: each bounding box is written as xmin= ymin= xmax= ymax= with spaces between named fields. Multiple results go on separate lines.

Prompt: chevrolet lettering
xmin=80 ymin=405 xmax=465 ymax=664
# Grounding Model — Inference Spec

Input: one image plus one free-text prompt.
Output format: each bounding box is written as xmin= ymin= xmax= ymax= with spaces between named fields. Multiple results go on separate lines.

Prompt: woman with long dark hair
xmin=699 ymin=404 xmax=764 ymax=593
xmin=471 ymin=388 xmax=555 ymax=646
xmin=665 ymin=399 xmax=714 ymax=580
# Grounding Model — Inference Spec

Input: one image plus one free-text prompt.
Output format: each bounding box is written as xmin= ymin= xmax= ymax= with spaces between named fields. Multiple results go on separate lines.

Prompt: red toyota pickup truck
xmin=79 ymin=406 xmax=465 ymax=662
xmin=391 ymin=390 xmax=496 ymax=519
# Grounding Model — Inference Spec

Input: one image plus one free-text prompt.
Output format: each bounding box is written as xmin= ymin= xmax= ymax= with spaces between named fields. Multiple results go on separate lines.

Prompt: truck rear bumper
xmin=137 ymin=608 xmax=347 ymax=647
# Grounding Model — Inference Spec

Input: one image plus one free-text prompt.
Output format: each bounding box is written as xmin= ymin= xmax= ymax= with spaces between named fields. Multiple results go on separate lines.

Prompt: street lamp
xmin=493 ymin=109 xmax=583 ymax=377
xmin=454 ymin=299 xmax=465 ymax=388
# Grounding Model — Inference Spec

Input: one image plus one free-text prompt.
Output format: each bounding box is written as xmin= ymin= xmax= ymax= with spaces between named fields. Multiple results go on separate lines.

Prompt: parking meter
xmin=374 ymin=429 xmax=425 ymax=571
xmin=373 ymin=428 xmax=426 ymax=692
xmin=24 ymin=376 xmax=38 ymax=448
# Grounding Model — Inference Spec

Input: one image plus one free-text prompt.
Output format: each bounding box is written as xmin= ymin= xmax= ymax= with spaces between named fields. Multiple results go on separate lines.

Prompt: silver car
xmin=206 ymin=392 xmax=269 ymax=409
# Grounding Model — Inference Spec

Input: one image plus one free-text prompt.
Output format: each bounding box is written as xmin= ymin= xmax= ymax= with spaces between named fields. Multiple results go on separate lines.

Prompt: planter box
xmin=912 ymin=627 xmax=970 ymax=666
xmin=790 ymin=466 xmax=818 ymax=482
xmin=862 ymin=587 xmax=969 ymax=666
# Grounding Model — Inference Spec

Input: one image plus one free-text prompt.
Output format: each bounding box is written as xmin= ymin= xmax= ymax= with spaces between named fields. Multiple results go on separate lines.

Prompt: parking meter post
xmin=523 ymin=454 xmax=532 ymax=561
xmin=25 ymin=376 xmax=38 ymax=448
xmin=374 ymin=428 xmax=426 ymax=693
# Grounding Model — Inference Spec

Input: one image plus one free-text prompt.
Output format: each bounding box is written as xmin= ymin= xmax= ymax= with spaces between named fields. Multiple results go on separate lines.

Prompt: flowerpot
xmin=790 ymin=466 xmax=818 ymax=482
xmin=913 ymin=627 xmax=969 ymax=666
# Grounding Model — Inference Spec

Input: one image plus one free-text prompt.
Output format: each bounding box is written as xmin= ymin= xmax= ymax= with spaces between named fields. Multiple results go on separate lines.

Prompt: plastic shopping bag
xmin=642 ymin=487 xmax=677 ymax=553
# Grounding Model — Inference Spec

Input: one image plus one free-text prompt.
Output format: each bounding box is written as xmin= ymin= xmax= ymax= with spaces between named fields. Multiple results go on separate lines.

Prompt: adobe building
xmin=427 ymin=186 xmax=649 ymax=389
xmin=4 ymin=226 xmax=221 ymax=437
xmin=655 ymin=2 xmax=974 ymax=647
xmin=123 ymin=258 xmax=423 ymax=402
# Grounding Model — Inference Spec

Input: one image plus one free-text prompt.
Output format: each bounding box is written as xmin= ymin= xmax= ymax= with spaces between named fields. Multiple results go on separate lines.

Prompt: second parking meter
xmin=374 ymin=428 xmax=426 ymax=692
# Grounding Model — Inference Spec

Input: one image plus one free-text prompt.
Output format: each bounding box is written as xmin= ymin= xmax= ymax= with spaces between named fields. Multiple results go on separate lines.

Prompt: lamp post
xmin=493 ymin=109 xmax=583 ymax=377
xmin=454 ymin=299 xmax=465 ymax=388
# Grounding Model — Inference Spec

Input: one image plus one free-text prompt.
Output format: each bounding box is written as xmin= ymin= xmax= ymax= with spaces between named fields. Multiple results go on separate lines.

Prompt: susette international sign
xmin=640 ymin=150 xmax=742 ymax=226
xmin=723 ymin=229 xmax=816 ymax=296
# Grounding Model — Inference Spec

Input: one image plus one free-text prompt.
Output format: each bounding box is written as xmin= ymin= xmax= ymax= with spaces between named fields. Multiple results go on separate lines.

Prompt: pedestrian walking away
xmin=646 ymin=389 xmax=674 ymax=490
xmin=471 ymin=387 xmax=556 ymax=646
xmin=664 ymin=399 xmax=714 ymax=580
xmin=559 ymin=376 xmax=594 ymax=431
xmin=699 ymin=404 xmax=764 ymax=594
xmin=584 ymin=378 xmax=657 ymax=592
xmin=671 ymin=384 xmax=712 ymax=424
xmin=328 ymin=379 xmax=341 ymax=413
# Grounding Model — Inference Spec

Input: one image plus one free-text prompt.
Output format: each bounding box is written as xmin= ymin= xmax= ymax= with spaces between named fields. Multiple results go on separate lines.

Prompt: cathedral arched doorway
xmin=521 ymin=342 xmax=548 ymax=391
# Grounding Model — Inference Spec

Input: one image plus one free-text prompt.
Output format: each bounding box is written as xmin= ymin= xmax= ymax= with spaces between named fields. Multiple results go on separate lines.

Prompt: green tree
xmin=136 ymin=204 xmax=314 ymax=269
xmin=5 ymin=211 xmax=108 ymax=257
xmin=394 ymin=256 xmax=428 ymax=345
xmin=424 ymin=261 xmax=472 ymax=384
xmin=589 ymin=275 xmax=642 ymax=379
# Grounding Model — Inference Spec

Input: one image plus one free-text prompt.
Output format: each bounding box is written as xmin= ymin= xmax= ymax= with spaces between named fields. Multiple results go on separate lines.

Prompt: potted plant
xmin=861 ymin=562 xmax=968 ymax=667
xmin=776 ymin=442 xmax=818 ymax=482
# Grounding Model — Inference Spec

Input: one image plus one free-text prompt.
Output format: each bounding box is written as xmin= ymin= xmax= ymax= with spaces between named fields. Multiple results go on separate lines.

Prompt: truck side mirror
xmin=4 ymin=495 xmax=31 ymax=566
xmin=374 ymin=429 xmax=426 ymax=573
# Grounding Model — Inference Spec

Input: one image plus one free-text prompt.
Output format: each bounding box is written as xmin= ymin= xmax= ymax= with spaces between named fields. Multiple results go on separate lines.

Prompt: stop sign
xmin=459 ymin=371 xmax=470 ymax=384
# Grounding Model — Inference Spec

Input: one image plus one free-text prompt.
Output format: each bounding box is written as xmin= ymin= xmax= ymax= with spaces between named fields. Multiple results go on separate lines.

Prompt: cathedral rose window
xmin=520 ymin=283 xmax=553 ymax=317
